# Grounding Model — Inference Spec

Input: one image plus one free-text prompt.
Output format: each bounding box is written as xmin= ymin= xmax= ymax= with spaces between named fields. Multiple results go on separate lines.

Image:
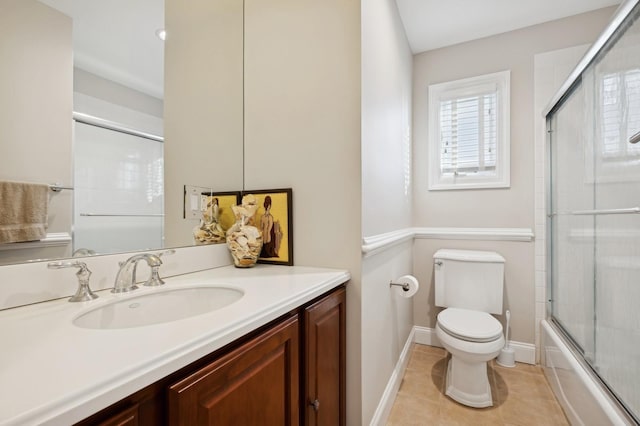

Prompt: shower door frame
xmin=544 ymin=0 xmax=640 ymax=422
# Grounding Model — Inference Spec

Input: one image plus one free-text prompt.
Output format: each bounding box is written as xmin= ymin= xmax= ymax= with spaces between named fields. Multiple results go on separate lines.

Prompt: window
xmin=600 ymin=70 xmax=640 ymax=159
xmin=428 ymin=71 xmax=510 ymax=190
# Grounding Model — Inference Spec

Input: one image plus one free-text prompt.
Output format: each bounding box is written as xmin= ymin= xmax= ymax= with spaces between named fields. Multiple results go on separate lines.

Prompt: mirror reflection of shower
xmin=37 ymin=0 xmax=166 ymax=255
xmin=73 ymin=112 xmax=164 ymax=254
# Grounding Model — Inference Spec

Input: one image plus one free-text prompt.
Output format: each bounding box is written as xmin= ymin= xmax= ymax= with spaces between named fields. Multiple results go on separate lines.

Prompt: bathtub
xmin=541 ymin=320 xmax=635 ymax=426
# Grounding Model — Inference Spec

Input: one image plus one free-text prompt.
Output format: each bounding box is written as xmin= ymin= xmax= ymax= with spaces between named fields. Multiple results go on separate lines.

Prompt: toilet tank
xmin=434 ymin=249 xmax=505 ymax=314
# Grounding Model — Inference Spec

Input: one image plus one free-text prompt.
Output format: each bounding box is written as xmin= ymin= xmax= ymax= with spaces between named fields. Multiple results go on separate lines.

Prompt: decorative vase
xmin=226 ymin=220 xmax=263 ymax=267
xmin=226 ymin=194 xmax=263 ymax=268
xmin=193 ymin=197 xmax=226 ymax=245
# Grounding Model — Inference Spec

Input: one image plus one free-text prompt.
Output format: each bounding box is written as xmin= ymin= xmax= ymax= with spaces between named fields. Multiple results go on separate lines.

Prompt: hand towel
xmin=0 ymin=181 xmax=49 ymax=244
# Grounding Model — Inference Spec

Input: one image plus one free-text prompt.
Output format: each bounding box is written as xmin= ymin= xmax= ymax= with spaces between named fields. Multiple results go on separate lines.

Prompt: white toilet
xmin=433 ymin=249 xmax=505 ymax=408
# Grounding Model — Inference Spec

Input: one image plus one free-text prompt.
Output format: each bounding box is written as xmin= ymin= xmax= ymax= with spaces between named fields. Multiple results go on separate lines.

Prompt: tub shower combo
xmin=544 ymin=0 xmax=640 ymax=424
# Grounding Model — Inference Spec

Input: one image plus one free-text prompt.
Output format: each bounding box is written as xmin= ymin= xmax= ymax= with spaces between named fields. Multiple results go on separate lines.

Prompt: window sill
xmin=428 ymin=180 xmax=510 ymax=191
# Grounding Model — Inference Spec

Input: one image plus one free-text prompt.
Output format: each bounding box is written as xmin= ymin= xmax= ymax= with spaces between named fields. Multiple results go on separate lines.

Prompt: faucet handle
xmin=142 ymin=250 xmax=173 ymax=287
xmin=47 ymin=261 xmax=99 ymax=302
xmin=142 ymin=250 xmax=175 ymax=287
xmin=72 ymin=248 xmax=96 ymax=257
xmin=157 ymin=249 xmax=176 ymax=258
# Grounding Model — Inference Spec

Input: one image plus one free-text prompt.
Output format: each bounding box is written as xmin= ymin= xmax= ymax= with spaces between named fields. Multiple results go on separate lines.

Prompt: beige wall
xmin=164 ymin=0 xmax=244 ymax=248
xmin=361 ymin=0 xmax=414 ymax=422
xmin=0 ymin=0 xmax=73 ymax=262
xmin=243 ymin=0 xmax=362 ymax=423
xmin=362 ymin=0 xmax=413 ymax=237
xmin=412 ymin=8 xmax=617 ymax=344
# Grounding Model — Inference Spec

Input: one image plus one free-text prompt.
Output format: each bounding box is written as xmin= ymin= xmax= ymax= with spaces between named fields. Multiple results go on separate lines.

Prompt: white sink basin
xmin=73 ymin=286 xmax=244 ymax=329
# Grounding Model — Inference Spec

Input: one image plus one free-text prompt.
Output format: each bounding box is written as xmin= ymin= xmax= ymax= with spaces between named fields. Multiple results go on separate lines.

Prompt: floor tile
xmin=438 ymin=393 xmax=502 ymax=426
xmin=387 ymin=393 xmax=440 ymax=425
xmin=385 ymin=344 xmax=569 ymax=426
xmin=398 ymin=365 xmax=444 ymax=403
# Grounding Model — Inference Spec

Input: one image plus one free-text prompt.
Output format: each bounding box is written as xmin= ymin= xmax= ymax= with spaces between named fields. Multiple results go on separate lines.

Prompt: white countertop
xmin=0 ymin=264 xmax=349 ymax=425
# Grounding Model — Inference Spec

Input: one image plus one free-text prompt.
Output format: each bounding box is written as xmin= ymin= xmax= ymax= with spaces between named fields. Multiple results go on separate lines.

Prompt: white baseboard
xmin=508 ymin=340 xmax=537 ymax=365
xmin=413 ymin=326 xmax=536 ymax=364
xmin=414 ymin=325 xmax=443 ymax=347
xmin=369 ymin=328 xmax=415 ymax=426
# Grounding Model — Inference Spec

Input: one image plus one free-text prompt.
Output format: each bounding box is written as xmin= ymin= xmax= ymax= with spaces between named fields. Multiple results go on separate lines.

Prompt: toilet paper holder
xmin=389 ymin=275 xmax=420 ymax=298
xmin=389 ymin=281 xmax=411 ymax=292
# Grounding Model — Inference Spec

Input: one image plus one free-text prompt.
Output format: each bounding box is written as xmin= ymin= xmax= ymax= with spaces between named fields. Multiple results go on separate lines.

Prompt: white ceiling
xmin=36 ymin=0 xmax=624 ymax=98
xmin=39 ymin=0 xmax=164 ymax=99
xmin=395 ymin=0 xmax=623 ymax=53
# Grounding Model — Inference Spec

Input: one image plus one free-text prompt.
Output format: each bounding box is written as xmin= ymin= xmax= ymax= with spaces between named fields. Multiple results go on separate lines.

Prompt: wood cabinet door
xmin=304 ymin=287 xmax=346 ymax=426
xmin=92 ymin=404 xmax=139 ymax=426
xmin=168 ymin=315 xmax=299 ymax=426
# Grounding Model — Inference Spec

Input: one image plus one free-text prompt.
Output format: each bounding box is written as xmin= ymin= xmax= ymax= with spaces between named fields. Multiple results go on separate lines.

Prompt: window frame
xmin=428 ymin=70 xmax=511 ymax=190
xmin=599 ymin=70 xmax=640 ymax=161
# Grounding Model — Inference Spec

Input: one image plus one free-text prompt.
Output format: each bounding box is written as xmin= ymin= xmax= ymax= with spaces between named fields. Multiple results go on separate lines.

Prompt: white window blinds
xmin=439 ymin=92 xmax=498 ymax=174
xmin=601 ymin=70 xmax=640 ymax=158
xmin=428 ymin=70 xmax=510 ymax=190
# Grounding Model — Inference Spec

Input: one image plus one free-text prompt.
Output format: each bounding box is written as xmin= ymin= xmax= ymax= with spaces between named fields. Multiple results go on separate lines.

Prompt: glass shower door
xmin=549 ymin=5 xmax=640 ymax=420
xmin=590 ymin=12 xmax=640 ymax=415
xmin=74 ymin=122 xmax=164 ymax=254
xmin=549 ymin=77 xmax=596 ymax=362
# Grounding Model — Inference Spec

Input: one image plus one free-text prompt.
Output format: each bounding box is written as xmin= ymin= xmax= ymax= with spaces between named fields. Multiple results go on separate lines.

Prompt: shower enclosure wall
xmin=73 ymin=114 xmax=164 ymax=255
xmin=546 ymin=0 xmax=640 ymax=423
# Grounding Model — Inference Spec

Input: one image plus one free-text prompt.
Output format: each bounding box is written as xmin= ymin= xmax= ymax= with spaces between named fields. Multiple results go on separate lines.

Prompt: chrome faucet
xmin=112 ymin=250 xmax=175 ymax=293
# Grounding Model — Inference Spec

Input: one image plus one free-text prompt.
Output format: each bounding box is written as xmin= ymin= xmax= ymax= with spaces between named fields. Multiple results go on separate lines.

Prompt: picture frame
xmin=200 ymin=191 xmax=242 ymax=231
xmin=193 ymin=191 xmax=241 ymax=245
xmin=241 ymin=188 xmax=293 ymax=266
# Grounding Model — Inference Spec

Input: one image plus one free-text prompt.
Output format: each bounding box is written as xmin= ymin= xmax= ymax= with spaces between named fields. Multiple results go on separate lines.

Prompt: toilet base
xmin=444 ymin=355 xmax=493 ymax=408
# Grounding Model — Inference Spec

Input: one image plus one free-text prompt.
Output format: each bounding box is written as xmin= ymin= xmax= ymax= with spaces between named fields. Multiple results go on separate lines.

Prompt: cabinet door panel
xmin=168 ymin=315 xmax=299 ymax=426
xmin=304 ymin=287 xmax=346 ymax=426
xmin=94 ymin=404 xmax=139 ymax=426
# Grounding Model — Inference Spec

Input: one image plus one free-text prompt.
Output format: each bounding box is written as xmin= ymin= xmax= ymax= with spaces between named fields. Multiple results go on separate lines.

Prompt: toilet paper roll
xmin=392 ymin=275 xmax=419 ymax=298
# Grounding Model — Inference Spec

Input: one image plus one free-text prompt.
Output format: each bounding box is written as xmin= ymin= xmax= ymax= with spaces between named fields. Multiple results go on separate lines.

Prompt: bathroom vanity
xmin=0 ymin=265 xmax=348 ymax=425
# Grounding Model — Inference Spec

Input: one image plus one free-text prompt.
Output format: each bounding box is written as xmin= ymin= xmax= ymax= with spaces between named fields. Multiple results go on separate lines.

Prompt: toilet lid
xmin=437 ymin=308 xmax=503 ymax=343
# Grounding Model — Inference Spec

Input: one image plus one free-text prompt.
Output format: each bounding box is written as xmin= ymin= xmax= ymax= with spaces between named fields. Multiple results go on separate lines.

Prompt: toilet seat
xmin=437 ymin=308 xmax=503 ymax=343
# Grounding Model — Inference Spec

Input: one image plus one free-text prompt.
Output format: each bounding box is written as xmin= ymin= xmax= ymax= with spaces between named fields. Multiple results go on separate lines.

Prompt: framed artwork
xmin=200 ymin=191 xmax=241 ymax=230
xmin=193 ymin=191 xmax=241 ymax=245
xmin=242 ymin=188 xmax=293 ymax=266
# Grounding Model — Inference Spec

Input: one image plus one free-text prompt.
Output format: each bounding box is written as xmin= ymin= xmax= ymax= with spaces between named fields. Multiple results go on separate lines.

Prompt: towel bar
xmin=49 ymin=183 xmax=74 ymax=192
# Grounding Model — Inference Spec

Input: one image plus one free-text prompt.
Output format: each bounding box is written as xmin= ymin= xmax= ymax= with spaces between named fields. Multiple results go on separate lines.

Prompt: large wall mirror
xmin=0 ymin=0 xmax=244 ymax=266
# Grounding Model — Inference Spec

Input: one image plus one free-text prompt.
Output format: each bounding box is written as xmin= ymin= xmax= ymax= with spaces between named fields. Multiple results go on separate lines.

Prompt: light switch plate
xmin=183 ymin=185 xmax=213 ymax=219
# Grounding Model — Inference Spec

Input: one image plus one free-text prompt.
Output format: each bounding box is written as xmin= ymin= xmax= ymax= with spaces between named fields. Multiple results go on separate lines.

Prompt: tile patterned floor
xmin=386 ymin=344 xmax=569 ymax=425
